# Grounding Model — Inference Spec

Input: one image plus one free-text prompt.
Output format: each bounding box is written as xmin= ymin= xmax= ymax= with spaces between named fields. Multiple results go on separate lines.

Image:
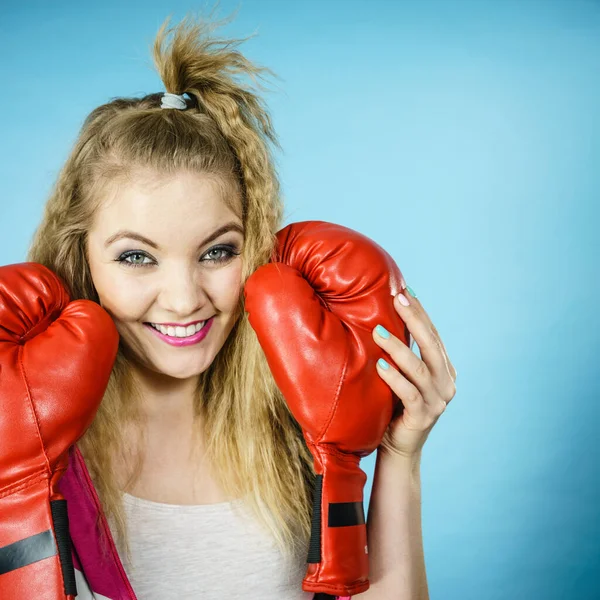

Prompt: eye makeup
xmin=114 ymin=244 xmax=241 ymax=269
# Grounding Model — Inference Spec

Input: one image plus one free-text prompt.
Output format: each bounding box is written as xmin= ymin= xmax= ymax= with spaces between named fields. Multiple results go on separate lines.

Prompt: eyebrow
xmin=104 ymin=222 xmax=244 ymax=251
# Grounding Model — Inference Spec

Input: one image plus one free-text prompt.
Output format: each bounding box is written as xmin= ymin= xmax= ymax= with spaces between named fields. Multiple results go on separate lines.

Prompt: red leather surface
xmin=0 ymin=262 xmax=119 ymax=598
xmin=244 ymin=221 xmax=409 ymax=596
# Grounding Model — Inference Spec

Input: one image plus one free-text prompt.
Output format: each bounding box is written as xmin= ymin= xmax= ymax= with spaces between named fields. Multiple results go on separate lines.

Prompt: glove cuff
xmin=303 ymin=446 xmax=370 ymax=596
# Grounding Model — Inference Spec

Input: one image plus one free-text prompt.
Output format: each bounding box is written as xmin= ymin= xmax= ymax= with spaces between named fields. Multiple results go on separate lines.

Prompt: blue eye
xmin=202 ymin=247 xmax=239 ymax=263
xmin=118 ymin=252 xmax=152 ymax=268
xmin=116 ymin=245 xmax=240 ymax=269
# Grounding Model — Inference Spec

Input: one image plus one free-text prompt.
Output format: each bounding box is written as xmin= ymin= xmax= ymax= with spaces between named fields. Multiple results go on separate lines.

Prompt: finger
xmin=430 ymin=320 xmax=457 ymax=383
xmin=396 ymin=291 xmax=457 ymax=387
xmin=373 ymin=324 xmax=437 ymax=404
xmin=375 ymin=357 xmax=427 ymax=413
xmin=393 ymin=292 xmax=450 ymax=391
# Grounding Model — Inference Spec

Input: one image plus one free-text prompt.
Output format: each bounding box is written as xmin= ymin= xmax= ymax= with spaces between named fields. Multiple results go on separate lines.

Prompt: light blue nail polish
xmin=375 ymin=324 xmax=390 ymax=339
xmin=377 ymin=358 xmax=390 ymax=370
xmin=406 ymin=285 xmax=417 ymax=298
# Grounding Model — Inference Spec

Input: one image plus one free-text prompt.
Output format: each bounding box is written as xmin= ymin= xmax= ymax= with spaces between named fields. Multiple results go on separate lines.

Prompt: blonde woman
xmin=0 ymin=11 xmax=456 ymax=600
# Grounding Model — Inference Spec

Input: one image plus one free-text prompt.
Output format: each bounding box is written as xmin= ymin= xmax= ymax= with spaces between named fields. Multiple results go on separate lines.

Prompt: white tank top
xmin=116 ymin=492 xmax=316 ymax=600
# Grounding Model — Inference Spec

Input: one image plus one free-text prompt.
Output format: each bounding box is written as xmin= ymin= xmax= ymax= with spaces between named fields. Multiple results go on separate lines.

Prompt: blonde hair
xmin=26 ymin=10 xmax=316 ymax=570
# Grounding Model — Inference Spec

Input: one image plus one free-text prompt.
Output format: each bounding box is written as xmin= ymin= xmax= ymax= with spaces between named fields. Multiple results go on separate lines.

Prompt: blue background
xmin=1 ymin=1 xmax=598 ymax=598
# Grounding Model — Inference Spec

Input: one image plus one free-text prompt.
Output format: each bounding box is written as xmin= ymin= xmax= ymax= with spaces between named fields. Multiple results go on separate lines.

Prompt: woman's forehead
xmin=94 ymin=170 xmax=243 ymax=225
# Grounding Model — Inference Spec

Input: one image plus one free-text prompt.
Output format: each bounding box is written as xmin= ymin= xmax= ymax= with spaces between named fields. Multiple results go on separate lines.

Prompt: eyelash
xmin=115 ymin=245 xmax=241 ymax=269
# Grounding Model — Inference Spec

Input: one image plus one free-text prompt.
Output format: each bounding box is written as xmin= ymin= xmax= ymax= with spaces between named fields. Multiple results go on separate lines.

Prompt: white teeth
xmin=150 ymin=321 xmax=205 ymax=338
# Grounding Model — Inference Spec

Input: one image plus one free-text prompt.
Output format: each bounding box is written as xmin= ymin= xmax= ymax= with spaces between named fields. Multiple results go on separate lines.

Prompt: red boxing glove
xmin=244 ymin=221 xmax=408 ymax=597
xmin=0 ymin=263 xmax=119 ymax=599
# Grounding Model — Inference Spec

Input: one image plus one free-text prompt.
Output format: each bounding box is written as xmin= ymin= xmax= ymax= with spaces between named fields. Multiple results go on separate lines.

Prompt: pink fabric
xmin=59 ymin=446 xmax=138 ymax=599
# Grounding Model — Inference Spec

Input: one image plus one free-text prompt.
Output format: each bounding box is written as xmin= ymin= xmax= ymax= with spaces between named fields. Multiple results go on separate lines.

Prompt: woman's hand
xmin=372 ymin=284 xmax=457 ymax=460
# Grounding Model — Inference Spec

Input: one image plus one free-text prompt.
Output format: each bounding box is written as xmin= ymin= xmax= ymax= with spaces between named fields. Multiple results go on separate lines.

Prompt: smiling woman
xmin=86 ymin=170 xmax=245 ymax=380
xmin=21 ymin=9 xmax=330 ymax=600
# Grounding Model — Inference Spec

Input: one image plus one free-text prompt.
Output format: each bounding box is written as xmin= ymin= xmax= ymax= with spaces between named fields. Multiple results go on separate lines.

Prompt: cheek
xmin=92 ymin=267 xmax=154 ymax=321
xmin=213 ymin=262 xmax=244 ymax=312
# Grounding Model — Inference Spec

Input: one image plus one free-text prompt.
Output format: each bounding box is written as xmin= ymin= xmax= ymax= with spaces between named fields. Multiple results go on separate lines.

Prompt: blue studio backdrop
xmin=0 ymin=1 xmax=598 ymax=599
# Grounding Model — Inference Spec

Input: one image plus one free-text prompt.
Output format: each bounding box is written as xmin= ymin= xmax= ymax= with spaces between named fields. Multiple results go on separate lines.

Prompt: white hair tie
xmin=161 ymin=92 xmax=187 ymax=110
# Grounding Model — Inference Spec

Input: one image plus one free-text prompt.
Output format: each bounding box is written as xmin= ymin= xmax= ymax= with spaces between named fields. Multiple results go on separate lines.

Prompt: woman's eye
xmin=118 ymin=252 xmax=153 ymax=268
xmin=202 ymin=246 xmax=239 ymax=263
xmin=115 ymin=245 xmax=240 ymax=269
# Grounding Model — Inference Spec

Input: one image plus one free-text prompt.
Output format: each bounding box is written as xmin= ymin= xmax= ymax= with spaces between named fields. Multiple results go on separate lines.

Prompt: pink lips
xmin=144 ymin=316 xmax=214 ymax=347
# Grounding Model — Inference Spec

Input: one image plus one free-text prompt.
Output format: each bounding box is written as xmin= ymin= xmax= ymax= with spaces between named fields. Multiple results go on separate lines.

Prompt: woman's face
xmin=86 ymin=170 xmax=244 ymax=381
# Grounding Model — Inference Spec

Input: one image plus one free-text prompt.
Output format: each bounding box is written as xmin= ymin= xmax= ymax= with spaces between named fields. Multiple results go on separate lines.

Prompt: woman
xmin=6 ymin=11 xmax=456 ymax=600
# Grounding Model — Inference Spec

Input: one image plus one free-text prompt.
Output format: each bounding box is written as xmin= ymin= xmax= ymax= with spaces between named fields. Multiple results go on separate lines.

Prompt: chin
xmin=154 ymin=356 xmax=215 ymax=380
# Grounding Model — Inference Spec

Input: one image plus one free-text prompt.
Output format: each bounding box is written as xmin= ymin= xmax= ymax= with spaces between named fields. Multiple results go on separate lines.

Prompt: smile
xmin=144 ymin=317 xmax=214 ymax=347
xmin=148 ymin=321 xmax=206 ymax=338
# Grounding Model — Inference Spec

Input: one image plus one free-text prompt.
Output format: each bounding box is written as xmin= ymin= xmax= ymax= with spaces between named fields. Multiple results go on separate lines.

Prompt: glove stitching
xmin=17 ymin=343 xmax=53 ymax=476
xmin=318 ymin=334 xmax=350 ymax=441
xmin=317 ymin=447 xmax=360 ymax=463
xmin=0 ymin=471 xmax=48 ymax=499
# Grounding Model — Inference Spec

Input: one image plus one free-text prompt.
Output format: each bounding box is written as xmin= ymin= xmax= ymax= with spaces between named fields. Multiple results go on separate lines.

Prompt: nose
xmin=158 ymin=264 xmax=209 ymax=320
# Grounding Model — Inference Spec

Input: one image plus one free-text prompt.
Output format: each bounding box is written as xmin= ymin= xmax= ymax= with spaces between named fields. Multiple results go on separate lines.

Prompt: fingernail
xmin=377 ymin=358 xmax=390 ymax=370
xmin=400 ymin=276 xmax=407 ymax=290
xmin=406 ymin=285 xmax=417 ymax=298
xmin=397 ymin=292 xmax=410 ymax=306
xmin=375 ymin=324 xmax=390 ymax=339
